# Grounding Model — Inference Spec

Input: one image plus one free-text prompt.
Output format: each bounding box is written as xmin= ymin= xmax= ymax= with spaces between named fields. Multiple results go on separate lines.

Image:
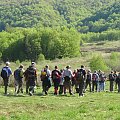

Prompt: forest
xmin=0 ymin=0 xmax=120 ymax=62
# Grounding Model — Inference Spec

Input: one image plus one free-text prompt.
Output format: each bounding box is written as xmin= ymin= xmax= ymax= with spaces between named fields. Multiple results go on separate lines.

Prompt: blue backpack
xmin=1 ymin=67 xmax=8 ymax=79
xmin=14 ymin=69 xmax=21 ymax=80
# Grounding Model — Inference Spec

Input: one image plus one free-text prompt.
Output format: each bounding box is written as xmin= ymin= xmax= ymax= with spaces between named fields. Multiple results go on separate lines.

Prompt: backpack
xmin=14 ymin=69 xmax=21 ymax=80
xmin=1 ymin=67 xmax=8 ymax=79
xmin=76 ymin=69 xmax=84 ymax=81
xmin=52 ymin=70 xmax=59 ymax=79
xmin=28 ymin=67 xmax=36 ymax=79
xmin=92 ymin=73 xmax=97 ymax=81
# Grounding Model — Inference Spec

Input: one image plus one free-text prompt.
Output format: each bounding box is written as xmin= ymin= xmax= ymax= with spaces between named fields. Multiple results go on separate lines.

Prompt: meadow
xmin=0 ymin=40 xmax=120 ymax=120
xmin=0 ymin=85 xmax=120 ymax=120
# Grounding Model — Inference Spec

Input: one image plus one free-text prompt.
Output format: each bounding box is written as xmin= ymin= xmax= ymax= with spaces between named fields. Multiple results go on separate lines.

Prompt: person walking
xmin=14 ymin=64 xmax=24 ymax=95
xmin=51 ymin=66 xmax=61 ymax=95
xmin=1 ymin=62 xmax=12 ymax=95
xmin=85 ymin=69 xmax=92 ymax=92
xmin=63 ymin=66 xmax=73 ymax=95
xmin=109 ymin=71 xmax=115 ymax=92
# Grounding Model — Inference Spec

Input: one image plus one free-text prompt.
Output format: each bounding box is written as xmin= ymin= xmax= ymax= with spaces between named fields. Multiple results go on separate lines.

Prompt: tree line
xmin=0 ymin=27 xmax=80 ymax=62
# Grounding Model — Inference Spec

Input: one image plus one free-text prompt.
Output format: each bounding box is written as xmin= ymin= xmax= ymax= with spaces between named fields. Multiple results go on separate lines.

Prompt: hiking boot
xmin=29 ymin=92 xmax=33 ymax=96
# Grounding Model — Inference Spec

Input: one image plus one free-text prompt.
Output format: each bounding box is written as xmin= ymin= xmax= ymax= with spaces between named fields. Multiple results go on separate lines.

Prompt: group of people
xmin=0 ymin=61 xmax=120 ymax=96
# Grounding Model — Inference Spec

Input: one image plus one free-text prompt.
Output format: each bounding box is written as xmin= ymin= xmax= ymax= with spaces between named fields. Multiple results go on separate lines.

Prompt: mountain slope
xmin=0 ymin=0 xmax=119 ymax=32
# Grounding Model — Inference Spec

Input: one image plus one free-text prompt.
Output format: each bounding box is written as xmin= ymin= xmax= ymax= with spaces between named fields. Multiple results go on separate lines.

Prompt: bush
xmin=37 ymin=54 xmax=45 ymax=61
xmin=90 ymin=55 xmax=108 ymax=71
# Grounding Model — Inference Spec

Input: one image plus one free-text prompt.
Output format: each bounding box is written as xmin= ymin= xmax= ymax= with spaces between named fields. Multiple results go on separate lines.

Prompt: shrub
xmin=90 ymin=55 xmax=108 ymax=71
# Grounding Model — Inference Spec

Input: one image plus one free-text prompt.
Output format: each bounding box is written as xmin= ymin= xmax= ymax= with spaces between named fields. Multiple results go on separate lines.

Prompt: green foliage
xmin=37 ymin=54 xmax=45 ymax=62
xmin=90 ymin=55 xmax=108 ymax=71
xmin=81 ymin=30 xmax=120 ymax=42
xmin=0 ymin=0 xmax=119 ymax=33
xmin=106 ymin=52 xmax=120 ymax=71
xmin=0 ymin=27 xmax=80 ymax=61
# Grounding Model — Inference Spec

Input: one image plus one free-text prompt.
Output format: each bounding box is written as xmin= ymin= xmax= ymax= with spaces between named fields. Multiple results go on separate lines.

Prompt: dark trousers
xmin=64 ymin=76 xmax=72 ymax=95
xmin=92 ymin=81 xmax=98 ymax=92
xmin=59 ymin=85 xmax=64 ymax=94
xmin=110 ymin=81 xmax=114 ymax=92
xmin=3 ymin=78 xmax=9 ymax=94
xmin=26 ymin=80 xmax=29 ymax=94
xmin=79 ymin=81 xmax=85 ymax=96
xmin=85 ymin=81 xmax=92 ymax=92
xmin=42 ymin=78 xmax=51 ymax=95
xmin=118 ymin=82 xmax=120 ymax=92
xmin=53 ymin=79 xmax=60 ymax=95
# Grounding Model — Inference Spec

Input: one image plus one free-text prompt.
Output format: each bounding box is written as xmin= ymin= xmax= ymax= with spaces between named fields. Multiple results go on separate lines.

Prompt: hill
xmin=80 ymin=1 xmax=120 ymax=33
xmin=0 ymin=0 xmax=119 ymax=32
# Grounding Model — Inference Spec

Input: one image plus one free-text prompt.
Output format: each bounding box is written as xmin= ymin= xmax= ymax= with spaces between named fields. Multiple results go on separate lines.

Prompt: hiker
xmin=113 ymin=71 xmax=118 ymax=90
xmin=14 ymin=64 xmax=24 ymax=95
xmin=72 ymin=70 xmax=77 ymax=93
xmin=92 ymin=70 xmax=99 ymax=92
xmin=51 ymin=66 xmax=61 ymax=95
xmin=41 ymin=65 xmax=51 ymax=95
xmin=109 ymin=71 xmax=115 ymax=92
xmin=76 ymin=65 xmax=86 ymax=96
xmin=116 ymin=72 xmax=120 ymax=93
xmin=98 ymin=71 xmax=106 ymax=92
xmin=1 ymin=62 xmax=12 ymax=95
xmin=24 ymin=62 xmax=37 ymax=94
xmin=27 ymin=64 xmax=37 ymax=96
xmin=85 ymin=69 xmax=92 ymax=92
xmin=59 ymin=69 xmax=64 ymax=95
xmin=63 ymin=65 xmax=73 ymax=95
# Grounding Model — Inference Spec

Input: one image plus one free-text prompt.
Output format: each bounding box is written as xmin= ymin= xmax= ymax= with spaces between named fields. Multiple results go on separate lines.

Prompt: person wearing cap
xmin=14 ymin=64 xmax=25 ymax=95
xmin=51 ymin=66 xmax=61 ymax=95
xmin=1 ymin=62 xmax=12 ymax=95
xmin=63 ymin=65 xmax=73 ymax=95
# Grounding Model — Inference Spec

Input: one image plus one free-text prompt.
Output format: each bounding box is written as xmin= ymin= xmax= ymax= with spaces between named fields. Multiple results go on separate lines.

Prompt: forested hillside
xmin=0 ymin=0 xmax=120 ymax=62
xmin=0 ymin=0 xmax=119 ymax=32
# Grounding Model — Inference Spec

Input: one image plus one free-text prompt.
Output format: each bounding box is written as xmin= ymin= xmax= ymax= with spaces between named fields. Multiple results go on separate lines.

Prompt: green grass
xmin=0 ymin=84 xmax=120 ymax=120
xmin=0 ymin=40 xmax=120 ymax=119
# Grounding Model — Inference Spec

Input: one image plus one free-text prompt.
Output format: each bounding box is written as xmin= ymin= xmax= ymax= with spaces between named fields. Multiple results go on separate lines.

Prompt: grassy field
xmin=0 ymin=40 xmax=120 ymax=120
xmin=0 ymin=85 xmax=120 ymax=120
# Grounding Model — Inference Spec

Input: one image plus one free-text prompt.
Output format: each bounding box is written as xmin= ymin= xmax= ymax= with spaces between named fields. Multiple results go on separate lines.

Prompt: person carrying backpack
xmin=59 ymin=69 xmax=64 ymax=95
xmin=113 ymin=71 xmax=118 ymax=90
xmin=14 ymin=65 xmax=24 ymax=95
xmin=41 ymin=65 xmax=51 ymax=95
xmin=85 ymin=69 xmax=92 ymax=92
xmin=116 ymin=72 xmax=120 ymax=93
xmin=92 ymin=70 xmax=99 ymax=92
xmin=52 ymin=66 xmax=61 ymax=95
xmin=1 ymin=62 xmax=12 ymax=95
xmin=76 ymin=65 xmax=86 ymax=96
xmin=109 ymin=71 xmax=115 ymax=92
xmin=63 ymin=65 xmax=73 ymax=95
xmin=27 ymin=65 xmax=37 ymax=96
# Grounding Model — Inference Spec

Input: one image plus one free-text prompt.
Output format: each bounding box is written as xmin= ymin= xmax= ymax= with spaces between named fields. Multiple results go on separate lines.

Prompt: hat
xmin=31 ymin=62 xmax=35 ymax=65
xmin=66 ymin=65 xmax=71 ymax=69
xmin=19 ymin=64 xmax=24 ymax=68
xmin=6 ymin=61 xmax=10 ymax=66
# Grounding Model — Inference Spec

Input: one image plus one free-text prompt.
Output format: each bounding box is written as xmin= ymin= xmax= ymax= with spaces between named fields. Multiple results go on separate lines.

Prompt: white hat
xmin=6 ymin=61 xmax=10 ymax=65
